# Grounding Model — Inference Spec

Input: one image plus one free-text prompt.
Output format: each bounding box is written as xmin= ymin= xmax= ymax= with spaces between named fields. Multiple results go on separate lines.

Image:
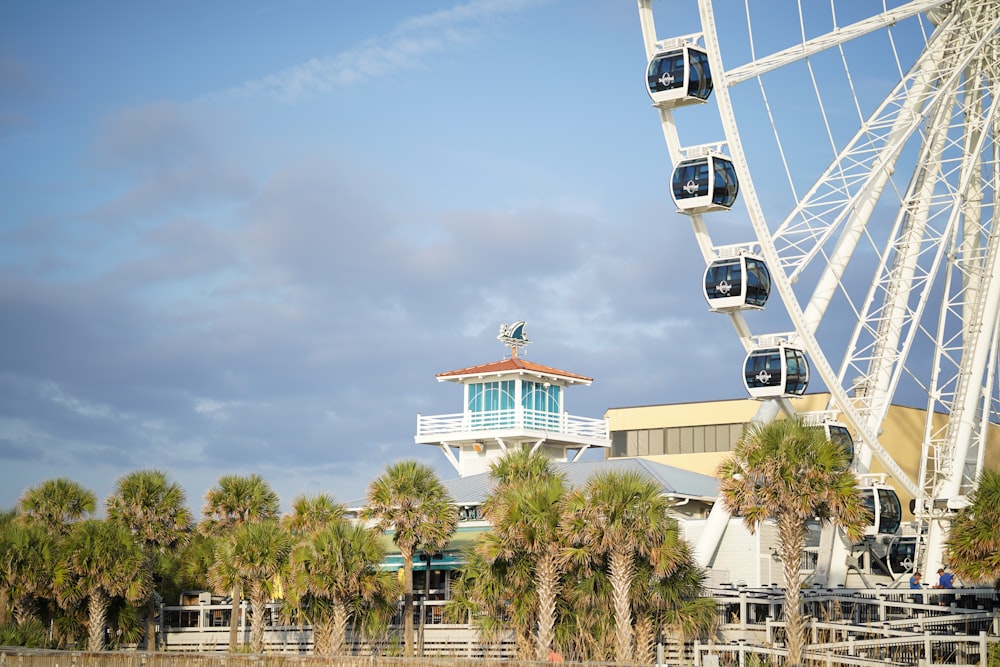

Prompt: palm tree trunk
xmin=12 ymin=594 xmax=35 ymax=627
xmin=144 ymin=547 xmax=156 ymax=650
xmin=229 ymin=584 xmax=240 ymax=651
xmin=249 ymin=584 xmax=266 ymax=654
xmin=402 ymin=553 xmax=414 ymax=657
xmin=314 ymin=620 xmax=336 ymax=656
xmin=87 ymin=589 xmax=110 ymax=652
xmin=610 ymin=548 xmax=635 ymax=664
xmin=634 ymin=615 xmax=656 ymax=665
xmin=779 ymin=513 xmax=807 ymax=667
xmin=535 ymin=551 xmax=559 ymax=661
xmin=331 ymin=600 xmax=349 ymax=657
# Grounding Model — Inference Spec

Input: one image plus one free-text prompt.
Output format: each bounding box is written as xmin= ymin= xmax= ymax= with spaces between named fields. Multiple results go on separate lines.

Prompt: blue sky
xmin=0 ymin=0 xmax=930 ymax=513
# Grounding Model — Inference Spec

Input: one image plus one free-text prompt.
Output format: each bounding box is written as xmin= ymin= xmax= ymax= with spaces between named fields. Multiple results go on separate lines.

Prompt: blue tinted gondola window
xmin=785 ymin=350 xmax=809 ymax=394
xmin=687 ymin=50 xmax=714 ymax=99
xmin=745 ymin=259 xmax=771 ymax=307
xmin=828 ymin=424 xmax=855 ymax=464
xmin=648 ymin=52 xmax=686 ymax=94
xmin=712 ymin=159 xmax=739 ymax=207
xmin=705 ymin=259 xmax=742 ymax=300
xmin=785 ymin=349 xmax=809 ymax=394
xmin=673 ymin=160 xmax=710 ymax=200
xmin=877 ymin=488 xmax=901 ymax=534
xmin=744 ymin=350 xmax=781 ymax=388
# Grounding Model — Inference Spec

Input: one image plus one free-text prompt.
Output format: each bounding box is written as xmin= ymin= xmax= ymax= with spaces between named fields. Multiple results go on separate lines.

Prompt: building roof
xmin=344 ymin=457 xmax=718 ymax=511
xmin=442 ymin=457 xmax=718 ymax=506
xmin=436 ymin=357 xmax=593 ymax=384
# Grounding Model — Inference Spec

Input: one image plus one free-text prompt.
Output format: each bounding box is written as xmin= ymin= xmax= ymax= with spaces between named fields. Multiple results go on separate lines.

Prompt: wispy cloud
xmin=213 ymin=0 xmax=546 ymax=103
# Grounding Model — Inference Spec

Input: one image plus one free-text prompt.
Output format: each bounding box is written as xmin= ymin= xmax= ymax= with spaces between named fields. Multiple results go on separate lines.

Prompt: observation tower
xmin=414 ymin=322 xmax=610 ymax=477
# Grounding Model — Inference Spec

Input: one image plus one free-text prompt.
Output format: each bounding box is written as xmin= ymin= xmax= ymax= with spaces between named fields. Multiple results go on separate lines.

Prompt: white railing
xmin=161 ymin=602 xmax=515 ymax=657
xmin=416 ymin=409 xmax=609 ymax=441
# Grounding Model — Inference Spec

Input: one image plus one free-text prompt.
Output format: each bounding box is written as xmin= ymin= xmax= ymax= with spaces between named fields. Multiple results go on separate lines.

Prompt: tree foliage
xmin=946 ymin=469 xmax=1000 ymax=587
xmin=364 ymin=460 xmax=457 ymax=657
xmin=717 ymin=416 xmax=867 ymax=667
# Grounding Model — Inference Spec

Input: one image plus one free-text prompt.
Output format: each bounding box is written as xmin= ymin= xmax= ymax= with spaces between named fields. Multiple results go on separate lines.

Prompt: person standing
xmin=933 ymin=567 xmax=955 ymax=605
xmin=935 ymin=567 xmax=954 ymax=589
xmin=909 ymin=571 xmax=922 ymax=588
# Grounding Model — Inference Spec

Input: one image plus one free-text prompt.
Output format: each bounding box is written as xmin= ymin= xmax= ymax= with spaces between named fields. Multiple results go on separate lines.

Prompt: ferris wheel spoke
xmin=723 ymin=0 xmax=949 ymax=86
xmin=772 ymin=15 xmax=993 ymax=293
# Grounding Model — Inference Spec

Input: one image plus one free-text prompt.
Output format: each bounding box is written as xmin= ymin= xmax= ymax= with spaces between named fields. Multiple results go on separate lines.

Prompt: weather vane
xmin=497 ymin=321 xmax=531 ymax=358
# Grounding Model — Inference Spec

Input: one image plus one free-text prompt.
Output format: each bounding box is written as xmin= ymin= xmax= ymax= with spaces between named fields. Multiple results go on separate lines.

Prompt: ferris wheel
xmin=635 ymin=0 xmax=1000 ymax=582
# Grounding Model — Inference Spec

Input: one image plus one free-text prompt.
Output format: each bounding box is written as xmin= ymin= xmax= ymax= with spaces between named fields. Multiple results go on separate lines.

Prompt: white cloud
xmin=215 ymin=0 xmax=548 ymax=103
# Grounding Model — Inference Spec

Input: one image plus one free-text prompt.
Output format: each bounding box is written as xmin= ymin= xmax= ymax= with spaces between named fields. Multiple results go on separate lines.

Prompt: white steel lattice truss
xmin=636 ymin=0 xmax=1000 ymax=580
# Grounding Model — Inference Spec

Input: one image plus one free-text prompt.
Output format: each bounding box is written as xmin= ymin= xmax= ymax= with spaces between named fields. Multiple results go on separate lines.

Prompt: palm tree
xmin=0 ymin=521 xmax=54 ymax=627
xmin=177 ymin=531 xmax=217 ymax=592
xmin=561 ymin=469 xmax=688 ymax=664
xmin=200 ymin=473 xmax=280 ymax=651
xmin=629 ymin=556 xmax=716 ymax=664
xmin=283 ymin=493 xmax=344 ymax=538
xmin=945 ymin=469 xmax=1000 ymax=587
xmin=106 ymin=469 xmax=192 ymax=650
xmin=228 ymin=520 xmax=292 ymax=653
xmin=0 ymin=507 xmax=18 ymax=628
xmin=445 ymin=545 xmax=533 ymax=656
xmin=56 ymin=519 xmax=148 ymax=651
xmin=363 ymin=460 xmax=457 ymax=657
xmin=287 ymin=518 xmax=398 ymax=656
xmin=18 ymin=478 xmax=96 ymax=535
xmin=717 ymin=417 xmax=868 ymax=667
xmin=479 ymin=449 xmax=567 ymax=660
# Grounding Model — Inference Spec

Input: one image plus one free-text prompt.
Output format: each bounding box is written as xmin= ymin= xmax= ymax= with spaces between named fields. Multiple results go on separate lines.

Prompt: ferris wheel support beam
xmin=778 ymin=14 xmax=968 ymax=288
xmin=851 ymin=61 xmax=958 ymax=473
xmin=816 ymin=69 xmax=958 ymax=588
xmin=922 ymin=103 xmax=1000 ymax=574
xmin=800 ymin=45 xmax=944 ymax=340
xmin=699 ymin=0 xmax=920 ymax=501
xmin=636 ymin=0 xmax=802 ymax=572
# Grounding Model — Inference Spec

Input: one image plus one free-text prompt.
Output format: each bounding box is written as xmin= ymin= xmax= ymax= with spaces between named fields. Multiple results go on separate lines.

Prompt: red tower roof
xmin=436 ymin=357 xmax=592 ymax=384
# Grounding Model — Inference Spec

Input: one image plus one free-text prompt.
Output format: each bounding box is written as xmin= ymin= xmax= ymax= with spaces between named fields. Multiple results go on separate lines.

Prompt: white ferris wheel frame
xmin=636 ymin=0 xmax=1000 ymax=580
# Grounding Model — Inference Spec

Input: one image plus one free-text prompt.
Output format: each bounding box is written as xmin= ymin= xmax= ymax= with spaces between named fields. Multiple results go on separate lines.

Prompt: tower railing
xmin=416 ymin=408 xmax=609 ymax=441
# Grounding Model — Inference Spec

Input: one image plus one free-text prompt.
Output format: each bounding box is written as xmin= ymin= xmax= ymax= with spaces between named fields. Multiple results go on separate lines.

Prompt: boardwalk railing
xmin=698 ymin=585 xmax=1000 ymax=666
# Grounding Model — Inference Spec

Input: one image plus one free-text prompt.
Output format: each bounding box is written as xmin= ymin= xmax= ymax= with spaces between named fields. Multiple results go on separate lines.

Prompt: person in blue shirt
xmin=934 ymin=567 xmax=955 ymax=605
xmin=909 ymin=571 xmax=922 ymax=588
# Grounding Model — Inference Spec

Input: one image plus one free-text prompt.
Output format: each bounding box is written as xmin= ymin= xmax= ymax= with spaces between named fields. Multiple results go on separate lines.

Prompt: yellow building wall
xmin=606 ymin=394 xmax=1000 ymax=521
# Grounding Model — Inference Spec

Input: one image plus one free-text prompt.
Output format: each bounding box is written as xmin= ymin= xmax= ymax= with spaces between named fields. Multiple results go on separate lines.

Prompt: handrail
xmin=416 ymin=409 xmax=609 ymax=441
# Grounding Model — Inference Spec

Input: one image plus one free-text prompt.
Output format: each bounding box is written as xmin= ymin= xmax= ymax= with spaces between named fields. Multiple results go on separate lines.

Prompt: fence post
xmin=924 ymin=631 xmax=932 ymax=667
xmin=979 ymin=630 xmax=987 ymax=667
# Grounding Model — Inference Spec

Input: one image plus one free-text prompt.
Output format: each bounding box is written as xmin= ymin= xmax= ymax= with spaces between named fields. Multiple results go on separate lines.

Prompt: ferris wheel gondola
xmin=802 ymin=412 xmax=855 ymax=467
xmin=671 ymin=150 xmax=738 ymax=213
xmin=860 ymin=481 xmax=903 ymax=537
xmin=742 ymin=341 xmax=809 ymax=399
xmin=703 ymin=249 xmax=771 ymax=311
xmin=646 ymin=42 xmax=713 ymax=109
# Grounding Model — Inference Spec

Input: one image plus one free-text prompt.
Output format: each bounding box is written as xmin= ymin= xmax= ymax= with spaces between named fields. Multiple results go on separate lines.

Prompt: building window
xmin=467 ymin=381 xmax=515 ymax=428
xmin=610 ymin=423 xmax=745 ymax=457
